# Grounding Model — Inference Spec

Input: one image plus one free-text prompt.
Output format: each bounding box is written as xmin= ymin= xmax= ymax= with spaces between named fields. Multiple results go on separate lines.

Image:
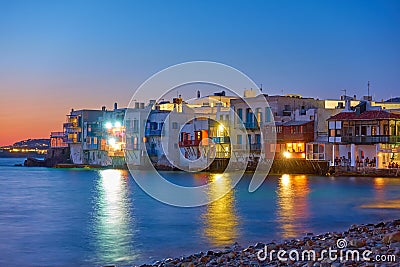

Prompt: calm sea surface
xmin=1 ymin=158 xmax=400 ymax=266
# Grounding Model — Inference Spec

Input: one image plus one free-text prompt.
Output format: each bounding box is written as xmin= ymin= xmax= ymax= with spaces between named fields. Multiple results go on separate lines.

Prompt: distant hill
xmin=10 ymin=138 xmax=50 ymax=149
xmin=385 ymin=97 xmax=400 ymax=103
xmin=0 ymin=138 xmax=49 ymax=158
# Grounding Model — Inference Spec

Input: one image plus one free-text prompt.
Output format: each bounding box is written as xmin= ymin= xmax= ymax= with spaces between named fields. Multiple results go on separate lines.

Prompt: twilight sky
xmin=0 ymin=0 xmax=399 ymax=146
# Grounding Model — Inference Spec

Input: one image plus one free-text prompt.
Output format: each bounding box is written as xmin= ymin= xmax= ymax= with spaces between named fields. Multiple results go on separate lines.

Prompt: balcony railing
xmin=215 ymin=151 xmax=231 ymax=158
xmin=65 ymin=127 xmax=81 ymax=133
xmin=212 ymin=136 xmax=230 ymax=144
xmin=83 ymin=143 xmax=98 ymax=150
xmin=341 ymin=135 xmax=400 ymax=144
xmin=50 ymin=131 xmax=66 ymax=138
xmin=250 ymin=143 xmax=261 ymax=152
xmin=179 ymin=140 xmax=201 ymax=147
xmin=126 ymin=143 xmax=141 ymax=150
xmin=245 ymin=122 xmax=259 ymax=130
xmin=67 ymin=138 xmax=79 ymax=143
xmin=231 ymin=144 xmax=261 ymax=152
xmin=145 ymin=129 xmax=163 ymax=136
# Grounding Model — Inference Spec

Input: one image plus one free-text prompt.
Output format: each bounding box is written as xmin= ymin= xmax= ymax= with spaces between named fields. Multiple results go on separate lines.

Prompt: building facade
xmin=328 ymin=102 xmax=400 ymax=168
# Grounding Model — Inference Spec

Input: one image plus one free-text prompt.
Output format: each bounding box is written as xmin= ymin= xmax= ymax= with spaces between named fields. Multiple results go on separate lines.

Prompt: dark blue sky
xmin=0 ymin=0 xmax=399 ymax=144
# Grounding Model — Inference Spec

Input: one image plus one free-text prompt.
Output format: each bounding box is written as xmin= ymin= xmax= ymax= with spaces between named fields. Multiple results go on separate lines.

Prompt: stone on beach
xmin=138 ymin=219 xmax=400 ymax=267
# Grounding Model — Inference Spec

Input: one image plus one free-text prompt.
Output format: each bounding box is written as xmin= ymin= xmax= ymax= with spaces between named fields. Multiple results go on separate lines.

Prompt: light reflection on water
xmin=360 ymin=177 xmax=400 ymax=209
xmin=2 ymin=157 xmax=400 ymax=267
xmin=276 ymin=174 xmax=311 ymax=239
xmin=202 ymin=174 xmax=239 ymax=247
xmin=91 ymin=169 xmax=138 ymax=264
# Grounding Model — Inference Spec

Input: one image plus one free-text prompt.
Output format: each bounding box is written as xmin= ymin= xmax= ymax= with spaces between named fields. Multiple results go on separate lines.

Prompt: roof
xmin=327 ymin=110 xmax=400 ymax=121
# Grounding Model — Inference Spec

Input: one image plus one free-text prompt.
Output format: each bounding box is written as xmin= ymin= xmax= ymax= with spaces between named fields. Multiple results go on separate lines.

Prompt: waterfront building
xmin=230 ymin=92 xmax=324 ymax=162
xmin=124 ymin=101 xmax=152 ymax=167
xmin=178 ymin=117 xmax=230 ymax=171
xmin=327 ymin=100 xmax=400 ymax=168
xmin=50 ymin=131 xmax=68 ymax=148
xmin=139 ymin=93 xmax=237 ymax=169
xmin=64 ymin=108 xmax=105 ymax=165
xmin=63 ymin=103 xmax=128 ymax=166
xmin=143 ymin=97 xmax=190 ymax=168
xmin=100 ymin=103 xmax=127 ymax=166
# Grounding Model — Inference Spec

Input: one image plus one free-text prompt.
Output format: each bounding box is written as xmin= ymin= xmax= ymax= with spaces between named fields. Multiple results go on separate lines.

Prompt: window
xmin=255 ymin=134 xmax=261 ymax=144
xmin=336 ymin=129 xmax=341 ymax=137
xmin=361 ymin=126 xmax=367 ymax=136
xmin=286 ymin=142 xmax=305 ymax=153
xmin=371 ymin=126 xmax=376 ymax=136
xmin=256 ymin=108 xmax=262 ymax=125
xmin=306 ymin=143 xmax=325 ymax=160
xmin=300 ymin=106 xmax=306 ymax=115
xmin=265 ymin=107 xmax=271 ymax=122
xmin=237 ymin=134 xmax=242 ymax=145
xmin=329 ymin=129 xmax=335 ymax=137
xmin=237 ymin=108 xmax=243 ymax=121
xmin=270 ymin=144 xmax=276 ymax=153
xmin=383 ymin=125 xmax=389 ymax=135
xmin=172 ymin=122 xmax=179 ymax=129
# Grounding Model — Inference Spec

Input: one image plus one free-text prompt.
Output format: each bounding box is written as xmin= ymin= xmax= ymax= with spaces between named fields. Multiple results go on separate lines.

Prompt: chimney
xmin=101 ymin=106 xmax=106 ymax=111
xmin=344 ymin=99 xmax=351 ymax=111
xmin=114 ymin=102 xmax=118 ymax=110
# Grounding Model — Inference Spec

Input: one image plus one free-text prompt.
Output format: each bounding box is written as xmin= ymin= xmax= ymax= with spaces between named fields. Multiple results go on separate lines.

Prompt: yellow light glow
xmin=283 ymin=151 xmax=291 ymax=158
xmin=114 ymin=121 xmax=122 ymax=128
xmin=277 ymin=174 xmax=310 ymax=239
xmin=281 ymin=174 xmax=290 ymax=187
xmin=218 ymin=124 xmax=224 ymax=132
xmin=202 ymin=174 xmax=238 ymax=247
xmin=301 ymin=153 xmax=306 ymax=158
xmin=108 ymin=138 xmax=116 ymax=146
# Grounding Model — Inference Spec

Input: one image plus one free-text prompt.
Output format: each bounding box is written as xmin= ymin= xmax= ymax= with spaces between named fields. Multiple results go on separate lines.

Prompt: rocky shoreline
xmin=137 ymin=219 xmax=400 ymax=267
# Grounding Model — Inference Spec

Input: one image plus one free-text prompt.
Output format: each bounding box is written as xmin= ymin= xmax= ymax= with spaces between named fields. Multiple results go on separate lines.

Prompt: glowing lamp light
xmin=301 ymin=153 xmax=306 ymax=158
xmin=218 ymin=124 xmax=224 ymax=132
xmin=283 ymin=151 xmax=291 ymax=158
xmin=105 ymin=122 xmax=112 ymax=129
xmin=108 ymin=138 xmax=116 ymax=146
xmin=114 ymin=121 xmax=122 ymax=128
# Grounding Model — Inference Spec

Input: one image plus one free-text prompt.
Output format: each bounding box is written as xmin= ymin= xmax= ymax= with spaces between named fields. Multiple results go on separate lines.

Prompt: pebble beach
xmin=137 ymin=219 xmax=400 ymax=267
